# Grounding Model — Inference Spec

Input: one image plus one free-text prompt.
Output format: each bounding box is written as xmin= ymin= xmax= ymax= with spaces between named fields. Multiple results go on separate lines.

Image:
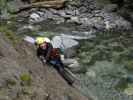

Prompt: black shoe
xmin=67 ymin=81 xmax=74 ymax=86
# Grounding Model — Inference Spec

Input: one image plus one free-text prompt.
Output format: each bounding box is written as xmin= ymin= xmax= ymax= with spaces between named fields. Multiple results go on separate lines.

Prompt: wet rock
xmin=73 ymin=10 xmax=80 ymax=16
xmin=44 ymin=10 xmax=54 ymax=19
xmin=123 ymin=11 xmax=133 ymax=24
xmin=61 ymin=32 xmax=96 ymax=40
xmin=102 ymin=12 xmax=132 ymax=31
xmin=17 ymin=25 xmax=41 ymax=34
xmin=58 ymin=10 xmax=66 ymax=16
xmin=62 ymin=59 xmax=81 ymax=72
xmin=79 ymin=17 xmax=89 ymax=25
xmin=52 ymin=15 xmax=65 ymax=24
xmin=58 ymin=10 xmax=72 ymax=19
xmin=29 ymin=12 xmax=44 ymax=23
xmin=49 ymin=8 xmax=58 ymax=14
xmin=80 ymin=13 xmax=94 ymax=18
xmin=91 ymin=17 xmax=105 ymax=30
xmin=68 ymin=16 xmax=80 ymax=24
xmin=114 ymin=17 xmax=131 ymax=31
xmin=79 ymin=16 xmax=105 ymax=30
xmin=63 ymin=58 xmax=77 ymax=66
xmin=79 ymin=6 xmax=88 ymax=13
xmin=103 ymin=4 xmax=118 ymax=12
xmin=65 ymin=10 xmax=74 ymax=15
xmin=17 ymin=11 xmax=30 ymax=18
xmin=130 ymin=13 xmax=133 ymax=22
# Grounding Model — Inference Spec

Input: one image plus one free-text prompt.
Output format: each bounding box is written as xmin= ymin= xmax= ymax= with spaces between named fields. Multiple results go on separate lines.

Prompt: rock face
xmin=0 ymin=32 xmax=89 ymax=100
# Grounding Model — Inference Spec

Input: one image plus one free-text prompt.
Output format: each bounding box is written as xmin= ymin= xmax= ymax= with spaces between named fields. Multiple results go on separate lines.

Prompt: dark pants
xmin=50 ymin=59 xmax=74 ymax=85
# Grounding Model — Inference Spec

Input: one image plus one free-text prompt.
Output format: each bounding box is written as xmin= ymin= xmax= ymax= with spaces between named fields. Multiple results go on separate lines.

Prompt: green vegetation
xmin=96 ymin=0 xmax=111 ymax=4
xmin=40 ymin=31 xmax=56 ymax=39
xmin=124 ymin=83 xmax=133 ymax=95
xmin=125 ymin=60 xmax=133 ymax=72
xmin=29 ymin=31 xmax=56 ymax=40
xmin=0 ymin=26 xmax=21 ymax=46
xmin=0 ymin=0 xmax=9 ymax=18
xmin=115 ymin=77 xmax=128 ymax=91
xmin=21 ymin=87 xmax=33 ymax=95
xmin=96 ymin=0 xmax=112 ymax=7
xmin=0 ymin=0 xmax=17 ymax=18
xmin=0 ymin=0 xmax=7 ymax=11
xmin=6 ymin=78 xmax=16 ymax=87
xmin=20 ymin=73 xmax=32 ymax=86
xmin=7 ymin=0 xmax=18 ymax=13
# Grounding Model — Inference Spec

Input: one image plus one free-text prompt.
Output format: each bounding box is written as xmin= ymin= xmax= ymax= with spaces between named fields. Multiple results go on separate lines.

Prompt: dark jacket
xmin=37 ymin=43 xmax=53 ymax=61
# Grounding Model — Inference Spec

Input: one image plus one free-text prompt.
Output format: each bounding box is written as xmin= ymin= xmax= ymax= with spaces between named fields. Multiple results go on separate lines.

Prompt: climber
xmin=35 ymin=37 xmax=74 ymax=85
xmin=35 ymin=37 xmax=53 ymax=62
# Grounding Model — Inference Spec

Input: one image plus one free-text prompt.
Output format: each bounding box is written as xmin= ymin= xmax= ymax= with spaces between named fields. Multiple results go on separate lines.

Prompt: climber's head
xmin=35 ymin=37 xmax=50 ymax=49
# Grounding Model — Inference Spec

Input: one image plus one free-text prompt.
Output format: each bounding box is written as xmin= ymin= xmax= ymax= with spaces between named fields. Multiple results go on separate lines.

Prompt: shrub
xmin=0 ymin=26 xmax=21 ymax=45
xmin=20 ymin=73 xmax=32 ymax=86
xmin=6 ymin=78 xmax=16 ymax=87
xmin=125 ymin=60 xmax=133 ymax=72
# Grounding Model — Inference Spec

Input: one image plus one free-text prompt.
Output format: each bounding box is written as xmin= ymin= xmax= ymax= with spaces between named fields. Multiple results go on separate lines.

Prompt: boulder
xmin=62 ymin=58 xmax=82 ymax=73
xmin=79 ymin=16 xmax=105 ymax=30
xmin=54 ymin=17 xmax=65 ymax=24
xmin=65 ymin=10 xmax=74 ymax=15
xmin=68 ymin=16 xmax=81 ymax=24
xmin=79 ymin=6 xmax=88 ymax=13
xmin=29 ymin=12 xmax=44 ymax=23
xmin=44 ymin=10 xmax=54 ymax=19
xmin=57 ymin=10 xmax=72 ymax=19
xmin=51 ymin=35 xmax=79 ymax=58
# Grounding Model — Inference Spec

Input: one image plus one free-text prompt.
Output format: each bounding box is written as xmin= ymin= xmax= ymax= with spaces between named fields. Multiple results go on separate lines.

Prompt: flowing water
xmin=76 ymin=31 xmax=133 ymax=100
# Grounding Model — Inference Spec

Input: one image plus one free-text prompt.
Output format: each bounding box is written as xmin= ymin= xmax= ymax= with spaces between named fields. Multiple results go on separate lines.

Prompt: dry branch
xmin=14 ymin=0 xmax=66 ymax=13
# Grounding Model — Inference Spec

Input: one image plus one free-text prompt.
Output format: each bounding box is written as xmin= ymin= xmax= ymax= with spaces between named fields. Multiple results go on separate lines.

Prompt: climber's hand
xmin=42 ymin=59 xmax=46 ymax=63
xmin=39 ymin=56 xmax=46 ymax=63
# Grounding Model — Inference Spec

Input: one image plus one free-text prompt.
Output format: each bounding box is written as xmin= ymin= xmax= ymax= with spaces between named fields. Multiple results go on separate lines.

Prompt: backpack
xmin=50 ymin=48 xmax=61 ymax=60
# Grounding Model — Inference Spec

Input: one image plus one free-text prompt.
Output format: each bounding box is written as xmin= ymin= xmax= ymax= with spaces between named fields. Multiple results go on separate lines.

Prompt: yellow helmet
xmin=35 ymin=37 xmax=50 ymax=45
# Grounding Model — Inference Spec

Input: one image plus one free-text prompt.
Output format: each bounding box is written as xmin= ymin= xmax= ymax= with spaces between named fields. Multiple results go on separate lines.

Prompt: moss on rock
xmin=20 ymin=73 xmax=32 ymax=86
